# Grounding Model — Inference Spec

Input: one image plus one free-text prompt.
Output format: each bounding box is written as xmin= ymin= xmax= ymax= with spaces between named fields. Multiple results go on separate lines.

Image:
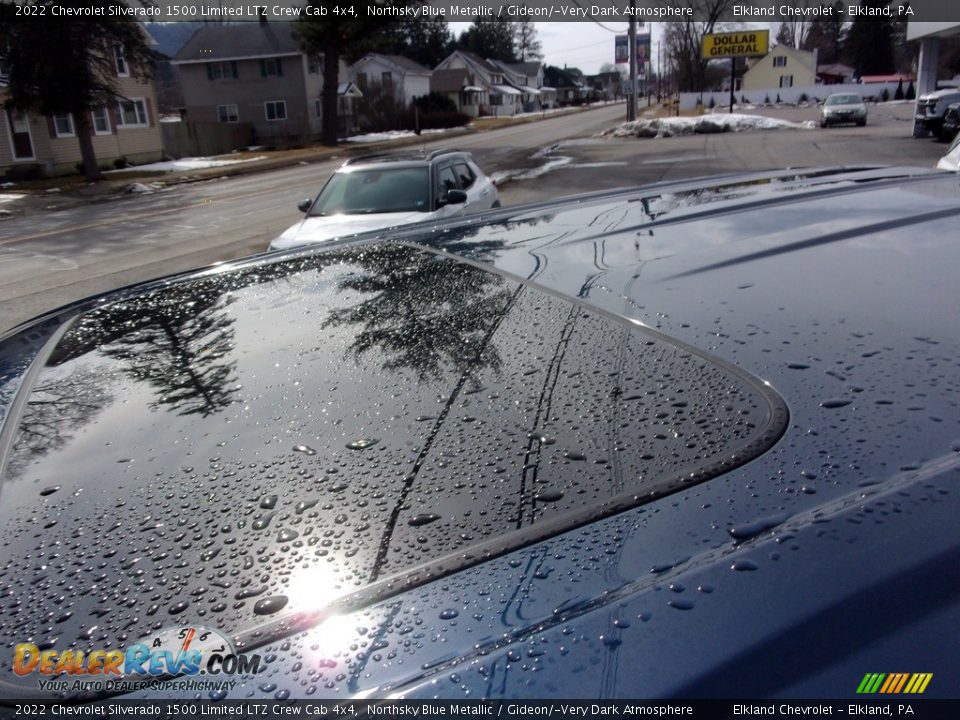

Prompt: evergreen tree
xmin=0 ymin=2 xmax=156 ymax=181
xmin=802 ymin=2 xmax=845 ymax=65
xmin=456 ymin=20 xmax=517 ymax=63
xmin=843 ymin=0 xmax=895 ymax=76
xmin=381 ymin=18 xmax=453 ymax=68
xmin=296 ymin=2 xmax=409 ymax=145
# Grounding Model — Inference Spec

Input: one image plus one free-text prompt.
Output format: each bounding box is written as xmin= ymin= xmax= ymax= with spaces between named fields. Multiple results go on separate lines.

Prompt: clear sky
xmin=449 ymin=21 xmax=663 ymax=75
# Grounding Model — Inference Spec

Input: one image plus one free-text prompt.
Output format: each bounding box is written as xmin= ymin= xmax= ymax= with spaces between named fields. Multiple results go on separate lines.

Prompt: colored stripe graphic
xmin=857 ymin=672 xmax=932 ymax=694
xmin=892 ymin=673 xmax=910 ymax=693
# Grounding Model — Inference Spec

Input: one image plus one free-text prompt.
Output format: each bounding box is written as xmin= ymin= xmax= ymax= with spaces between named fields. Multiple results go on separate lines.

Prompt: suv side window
xmin=454 ymin=162 xmax=476 ymax=189
xmin=437 ymin=165 xmax=459 ymax=198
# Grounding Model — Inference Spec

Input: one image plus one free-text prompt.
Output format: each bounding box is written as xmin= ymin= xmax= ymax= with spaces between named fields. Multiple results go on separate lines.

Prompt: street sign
xmin=700 ymin=30 xmax=769 ymax=59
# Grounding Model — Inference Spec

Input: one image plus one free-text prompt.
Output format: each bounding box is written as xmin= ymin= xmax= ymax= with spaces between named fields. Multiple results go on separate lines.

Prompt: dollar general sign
xmin=701 ymin=30 xmax=770 ymax=59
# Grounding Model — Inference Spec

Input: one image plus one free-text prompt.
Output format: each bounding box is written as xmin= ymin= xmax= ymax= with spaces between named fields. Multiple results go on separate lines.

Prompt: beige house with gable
xmin=172 ymin=23 xmax=357 ymax=143
xmin=742 ymin=45 xmax=818 ymax=93
xmin=1 ymin=44 xmax=163 ymax=178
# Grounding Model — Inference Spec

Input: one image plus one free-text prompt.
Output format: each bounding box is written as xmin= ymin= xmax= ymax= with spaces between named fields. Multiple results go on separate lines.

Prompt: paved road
xmin=1 ymin=100 xmax=949 ymax=334
xmin=498 ymin=101 xmax=948 ymax=205
xmin=0 ymin=104 xmax=626 ymax=333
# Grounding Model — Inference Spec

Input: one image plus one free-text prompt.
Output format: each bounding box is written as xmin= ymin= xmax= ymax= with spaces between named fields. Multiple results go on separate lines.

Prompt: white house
xmin=489 ymin=60 xmax=555 ymax=111
xmin=350 ymin=54 xmax=431 ymax=106
xmin=434 ymin=51 xmax=522 ymax=116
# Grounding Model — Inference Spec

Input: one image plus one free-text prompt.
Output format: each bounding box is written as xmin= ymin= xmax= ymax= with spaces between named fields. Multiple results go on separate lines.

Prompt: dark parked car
xmin=941 ymin=101 xmax=960 ymax=142
xmin=1 ymin=166 xmax=959 ymax=701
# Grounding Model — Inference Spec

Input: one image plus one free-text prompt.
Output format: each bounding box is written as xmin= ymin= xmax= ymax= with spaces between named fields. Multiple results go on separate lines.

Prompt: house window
xmin=114 ymin=44 xmax=128 ymax=76
xmin=773 ymin=56 xmax=787 ymax=68
xmin=779 ymin=75 xmax=794 ymax=88
xmin=52 ymin=113 xmax=75 ymax=137
xmin=92 ymin=107 xmax=111 ymax=134
xmin=117 ymin=98 xmax=148 ymax=127
xmin=308 ymin=55 xmax=323 ymax=74
xmin=381 ymin=72 xmax=392 ymax=90
xmin=218 ymin=104 xmax=239 ymax=123
xmin=491 ymin=74 xmax=502 ymax=84
xmin=260 ymin=58 xmax=283 ymax=77
xmin=264 ymin=100 xmax=287 ymax=121
xmin=207 ymin=61 xmax=238 ymax=80
xmin=356 ymin=73 xmax=367 ymax=91
xmin=490 ymin=94 xmax=503 ymax=106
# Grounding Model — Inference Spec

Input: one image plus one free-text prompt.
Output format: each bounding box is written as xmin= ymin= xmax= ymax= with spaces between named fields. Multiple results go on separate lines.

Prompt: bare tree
xmin=662 ymin=0 xmax=737 ymax=93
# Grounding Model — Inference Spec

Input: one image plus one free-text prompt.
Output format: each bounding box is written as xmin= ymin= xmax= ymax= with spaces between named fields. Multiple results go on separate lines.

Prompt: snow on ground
xmin=0 ymin=193 xmax=25 ymax=204
xmin=605 ymin=113 xmax=815 ymax=139
xmin=345 ymin=128 xmax=453 ymax=143
xmin=105 ymin=156 xmax=267 ymax=174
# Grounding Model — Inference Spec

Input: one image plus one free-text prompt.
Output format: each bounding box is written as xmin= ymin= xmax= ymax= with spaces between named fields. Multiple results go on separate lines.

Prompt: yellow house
xmin=742 ymin=45 xmax=817 ymax=93
xmin=1 ymin=46 xmax=163 ymax=178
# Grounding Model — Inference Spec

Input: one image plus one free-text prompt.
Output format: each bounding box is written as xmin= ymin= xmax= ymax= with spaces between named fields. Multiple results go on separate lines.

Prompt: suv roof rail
xmin=342 ymin=153 xmax=397 ymax=166
xmin=426 ymin=148 xmax=468 ymax=160
xmin=341 ymin=148 xmax=469 ymax=166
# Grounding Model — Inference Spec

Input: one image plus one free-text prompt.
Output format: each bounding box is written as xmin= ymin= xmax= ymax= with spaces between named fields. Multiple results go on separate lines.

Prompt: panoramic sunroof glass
xmin=0 ymin=244 xmax=786 ymax=697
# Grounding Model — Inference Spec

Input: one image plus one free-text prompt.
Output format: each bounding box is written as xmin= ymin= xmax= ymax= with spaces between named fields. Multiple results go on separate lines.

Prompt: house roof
xmin=861 ymin=74 xmax=914 ymax=83
xmin=174 ymin=24 xmax=302 ymax=64
xmin=382 ymin=54 xmax=431 ymax=74
xmin=510 ymin=62 xmax=542 ymax=77
xmin=354 ymin=54 xmax=431 ymax=75
xmin=455 ymin=51 xmax=503 ymax=76
xmin=489 ymin=59 xmax=542 ymax=81
xmin=145 ymin=22 xmax=204 ymax=59
xmin=766 ymin=44 xmax=816 ymax=61
xmin=544 ymin=66 xmax=585 ymax=88
xmin=817 ymin=63 xmax=855 ymax=76
xmin=430 ymin=68 xmax=475 ymax=93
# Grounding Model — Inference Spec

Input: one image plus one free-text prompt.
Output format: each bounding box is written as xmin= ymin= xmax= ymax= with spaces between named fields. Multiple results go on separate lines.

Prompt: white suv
xmin=269 ymin=150 xmax=500 ymax=251
xmin=915 ymin=88 xmax=960 ymax=139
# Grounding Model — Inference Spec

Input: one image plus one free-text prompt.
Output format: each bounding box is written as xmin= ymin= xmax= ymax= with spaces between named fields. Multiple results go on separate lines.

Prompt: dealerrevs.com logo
xmin=12 ymin=626 xmax=260 ymax=693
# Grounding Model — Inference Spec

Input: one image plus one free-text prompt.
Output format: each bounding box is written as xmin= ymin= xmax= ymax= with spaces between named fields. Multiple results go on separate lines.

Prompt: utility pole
xmin=729 ymin=57 xmax=736 ymax=113
xmin=627 ymin=0 xmax=637 ymax=121
xmin=657 ymin=41 xmax=661 ymax=102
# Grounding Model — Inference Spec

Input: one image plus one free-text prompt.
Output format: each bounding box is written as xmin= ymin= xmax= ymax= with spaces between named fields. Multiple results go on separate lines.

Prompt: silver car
xmin=820 ymin=93 xmax=867 ymax=128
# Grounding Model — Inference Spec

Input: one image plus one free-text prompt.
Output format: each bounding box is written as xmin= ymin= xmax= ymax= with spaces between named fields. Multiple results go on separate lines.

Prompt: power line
xmin=570 ymin=0 xmax=622 ymax=33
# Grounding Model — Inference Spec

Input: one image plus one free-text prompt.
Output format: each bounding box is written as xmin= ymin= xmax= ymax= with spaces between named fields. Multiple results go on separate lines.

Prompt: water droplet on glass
xmin=820 ymin=398 xmax=852 ymax=409
xmin=253 ymin=596 xmax=289 ymax=616
xmin=408 ymin=513 xmax=441 ymax=527
xmin=346 ymin=438 xmax=379 ymax=450
xmin=277 ymin=528 xmax=299 ymax=543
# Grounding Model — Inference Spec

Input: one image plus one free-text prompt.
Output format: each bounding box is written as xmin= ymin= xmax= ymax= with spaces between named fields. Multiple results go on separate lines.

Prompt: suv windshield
xmin=309 ymin=166 xmax=430 ymax=216
xmin=826 ymin=94 xmax=862 ymax=106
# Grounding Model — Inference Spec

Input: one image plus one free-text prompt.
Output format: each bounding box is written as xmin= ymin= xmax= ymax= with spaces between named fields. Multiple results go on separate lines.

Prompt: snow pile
xmin=126 ymin=182 xmax=165 ymax=194
xmin=605 ymin=114 xmax=815 ymax=139
xmin=345 ymin=128 xmax=453 ymax=143
xmin=0 ymin=193 xmax=24 ymax=205
xmin=105 ymin=156 xmax=267 ymax=174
